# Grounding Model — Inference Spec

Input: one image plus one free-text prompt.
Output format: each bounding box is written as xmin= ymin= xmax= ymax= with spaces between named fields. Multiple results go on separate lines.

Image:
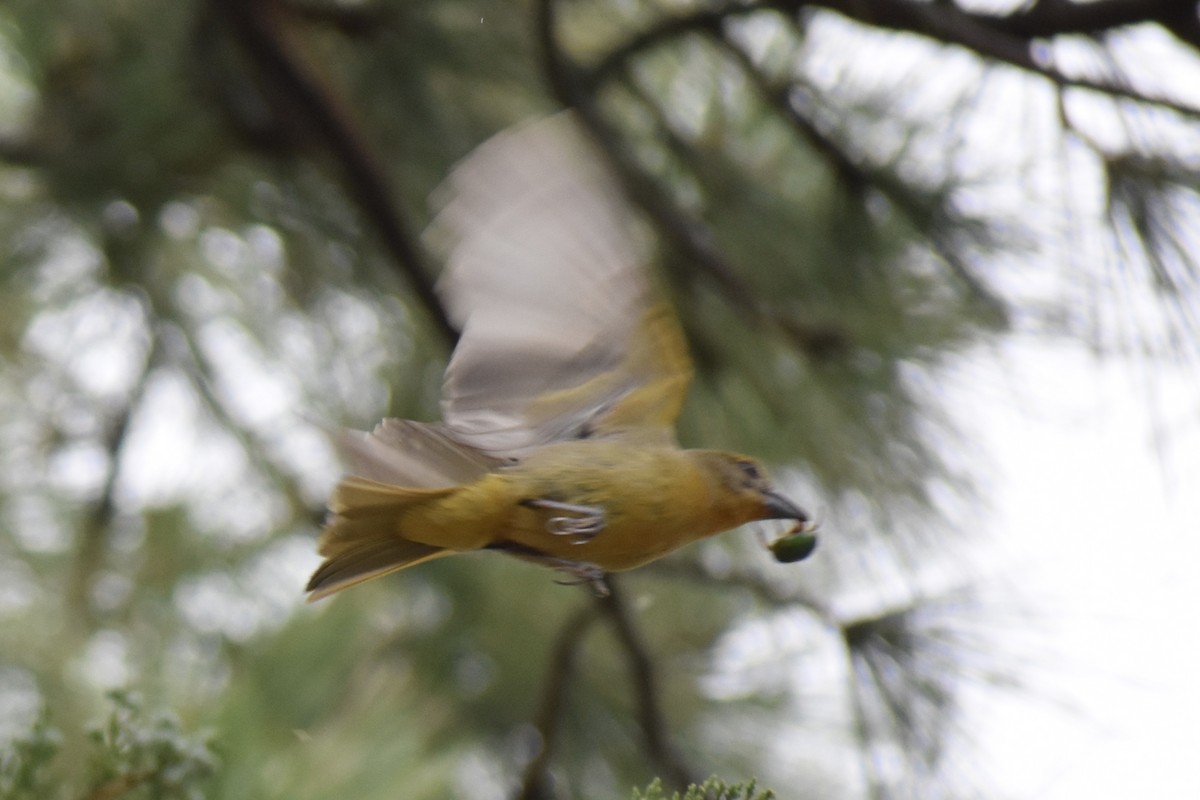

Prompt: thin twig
xmin=596 ymin=577 xmax=699 ymax=791
xmin=516 ymin=605 xmax=601 ymax=800
xmin=847 ymin=651 xmax=886 ymax=800
xmin=539 ymin=0 xmax=850 ymax=359
xmin=587 ymin=4 xmax=758 ymax=89
xmin=537 ymin=0 xmax=761 ymax=318
xmin=168 ymin=320 xmax=318 ymax=525
xmin=714 ymin=32 xmax=1006 ymax=314
xmin=67 ymin=302 xmax=157 ymax=625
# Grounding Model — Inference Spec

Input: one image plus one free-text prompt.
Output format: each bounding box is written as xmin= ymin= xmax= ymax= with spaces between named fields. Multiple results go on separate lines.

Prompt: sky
xmin=959 ymin=337 xmax=1200 ymax=799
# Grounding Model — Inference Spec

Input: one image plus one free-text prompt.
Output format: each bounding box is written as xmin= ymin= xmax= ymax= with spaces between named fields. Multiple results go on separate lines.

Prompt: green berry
xmin=769 ymin=530 xmax=818 ymax=563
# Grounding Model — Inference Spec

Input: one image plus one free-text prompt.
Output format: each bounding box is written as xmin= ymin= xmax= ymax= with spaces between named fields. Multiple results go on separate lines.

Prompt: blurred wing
xmin=427 ymin=113 xmax=692 ymax=458
xmin=336 ymin=419 xmax=503 ymax=487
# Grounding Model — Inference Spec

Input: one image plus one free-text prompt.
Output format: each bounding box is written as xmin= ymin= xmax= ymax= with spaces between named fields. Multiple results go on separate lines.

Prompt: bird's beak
xmin=761 ymin=490 xmax=809 ymax=522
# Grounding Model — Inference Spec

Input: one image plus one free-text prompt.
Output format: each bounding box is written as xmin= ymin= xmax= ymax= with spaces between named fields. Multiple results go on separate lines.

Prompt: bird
xmin=305 ymin=113 xmax=810 ymax=601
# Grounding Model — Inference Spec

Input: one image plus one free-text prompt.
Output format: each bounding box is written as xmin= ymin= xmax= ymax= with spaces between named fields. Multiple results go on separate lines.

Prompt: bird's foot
xmin=522 ymin=498 xmax=606 ymax=544
xmin=549 ymin=558 xmax=609 ymax=596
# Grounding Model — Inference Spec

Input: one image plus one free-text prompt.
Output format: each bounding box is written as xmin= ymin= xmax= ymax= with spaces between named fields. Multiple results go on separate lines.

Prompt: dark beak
xmin=761 ymin=490 xmax=809 ymax=522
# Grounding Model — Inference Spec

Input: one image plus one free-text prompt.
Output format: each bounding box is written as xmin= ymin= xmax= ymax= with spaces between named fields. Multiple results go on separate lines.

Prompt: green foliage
xmin=633 ymin=776 xmax=775 ymax=800
xmin=0 ymin=717 xmax=61 ymax=800
xmin=0 ymin=691 xmax=215 ymax=800
xmin=86 ymin=690 xmax=215 ymax=800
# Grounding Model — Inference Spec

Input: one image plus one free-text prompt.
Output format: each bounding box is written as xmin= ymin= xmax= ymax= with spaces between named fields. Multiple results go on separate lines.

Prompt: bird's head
xmin=692 ymin=450 xmax=809 ymax=530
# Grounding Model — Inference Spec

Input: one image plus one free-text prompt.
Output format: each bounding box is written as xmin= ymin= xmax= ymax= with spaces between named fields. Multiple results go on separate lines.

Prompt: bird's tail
xmin=305 ymin=477 xmax=459 ymax=602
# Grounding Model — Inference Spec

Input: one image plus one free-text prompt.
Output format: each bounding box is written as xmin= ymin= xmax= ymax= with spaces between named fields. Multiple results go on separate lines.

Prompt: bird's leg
xmin=521 ymin=498 xmax=606 ymax=544
xmin=485 ymin=540 xmax=608 ymax=595
xmin=548 ymin=559 xmax=610 ymax=597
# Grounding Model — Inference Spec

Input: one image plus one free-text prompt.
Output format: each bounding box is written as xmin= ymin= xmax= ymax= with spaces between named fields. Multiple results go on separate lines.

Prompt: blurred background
xmin=0 ymin=1 xmax=1198 ymax=798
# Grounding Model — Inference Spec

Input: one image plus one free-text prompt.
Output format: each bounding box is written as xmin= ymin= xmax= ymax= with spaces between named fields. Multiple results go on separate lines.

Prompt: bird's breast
xmin=499 ymin=442 xmax=719 ymax=570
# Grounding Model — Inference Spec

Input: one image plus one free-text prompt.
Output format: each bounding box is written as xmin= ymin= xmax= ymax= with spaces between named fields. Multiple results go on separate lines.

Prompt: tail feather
xmin=329 ymin=475 xmax=455 ymax=517
xmin=308 ymin=477 xmax=461 ymax=602
xmin=306 ymin=536 xmax=450 ymax=602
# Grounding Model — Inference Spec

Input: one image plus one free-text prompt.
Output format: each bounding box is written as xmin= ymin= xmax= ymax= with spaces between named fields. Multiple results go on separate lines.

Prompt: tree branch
xmin=595 ymin=577 xmax=699 ymax=791
xmin=168 ymin=319 xmax=318 ymax=525
xmin=67 ymin=304 xmax=156 ymax=626
xmin=990 ymin=0 xmax=1198 ymax=39
xmin=204 ymin=0 xmax=458 ymax=345
xmin=516 ymin=605 xmax=601 ymax=800
xmin=714 ymin=32 xmax=1006 ymax=313
xmin=769 ymin=0 xmax=1200 ymax=117
xmin=537 ymin=0 xmax=760 ymax=319
xmin=539 ymin=0 xmax=852 ymax=359
xmin=585 ymin=1 xmax=1200 ymax=119
xmin=587 ymin=4 xmax=759 ymax=89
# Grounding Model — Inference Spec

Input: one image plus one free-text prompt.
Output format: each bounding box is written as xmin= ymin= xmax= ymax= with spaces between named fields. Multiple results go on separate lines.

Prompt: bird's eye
xmin=738 ymin=461 xmax=761 ymax=481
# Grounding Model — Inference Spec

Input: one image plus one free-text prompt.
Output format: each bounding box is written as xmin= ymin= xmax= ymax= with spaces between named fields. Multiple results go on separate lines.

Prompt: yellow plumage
xmin=306 ymin=114 xmax=807 ymax=601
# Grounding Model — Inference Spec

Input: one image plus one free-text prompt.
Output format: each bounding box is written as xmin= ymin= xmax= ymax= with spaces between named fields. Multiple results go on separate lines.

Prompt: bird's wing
xmin=427 ymin=113 xmax=692 ymax=459
xmin=336 ymin=419 xmax=503 ymax=487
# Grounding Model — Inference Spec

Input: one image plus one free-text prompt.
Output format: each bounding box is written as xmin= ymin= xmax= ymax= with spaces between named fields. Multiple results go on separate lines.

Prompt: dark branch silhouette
xmin=712 ymin=31 xmax=1006 ymax=314
xmin=205 ymin=0 xmax=458 ymax=345
xmin=597 ymin=578 xmax=700 ymax=791
xmin=516 ymin=605 xmax=601 ymax=800
xmin=774 ymin=0 xmax=1200 ymax=116
xmin=992 ymin=0 xmax=1197 ymax=39
xmin=67 ymin=295 xmax=156 ymax=628
xmin=584 ymin=0 xmax=1200 ymax=119
xmin=538 ymin=0 xmax=852 ymax=360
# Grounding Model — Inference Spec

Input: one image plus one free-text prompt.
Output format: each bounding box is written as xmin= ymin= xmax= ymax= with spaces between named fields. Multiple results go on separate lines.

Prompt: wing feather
xmin=427 ymin=113 xmax=692 ymax=458
xmin=336 ymin=419 xmax=501 ymax=488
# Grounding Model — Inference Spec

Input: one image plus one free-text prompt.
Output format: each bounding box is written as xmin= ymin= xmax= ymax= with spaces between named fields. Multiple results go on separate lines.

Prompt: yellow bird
xmin=306 ymin=114 xmax=808 ymax=601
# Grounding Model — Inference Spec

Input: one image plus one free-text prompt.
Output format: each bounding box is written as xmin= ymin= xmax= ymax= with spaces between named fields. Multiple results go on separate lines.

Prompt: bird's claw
xmin=546 ymin=514 xmax=605 ymax=543
xmin=523 ymin=498 xmax=606 ymax=544
xmin=551 ymin=560 xmax=609 ymax=596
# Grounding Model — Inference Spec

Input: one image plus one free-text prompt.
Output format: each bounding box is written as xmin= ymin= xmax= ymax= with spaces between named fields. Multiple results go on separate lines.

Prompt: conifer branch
xmin=584 ymin=0 xmax=1200 ymax=119
xmin=205 ymin=0 xmax=458 ymax=345
xmin=537 ymin=0 xmax=851 ymax=359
